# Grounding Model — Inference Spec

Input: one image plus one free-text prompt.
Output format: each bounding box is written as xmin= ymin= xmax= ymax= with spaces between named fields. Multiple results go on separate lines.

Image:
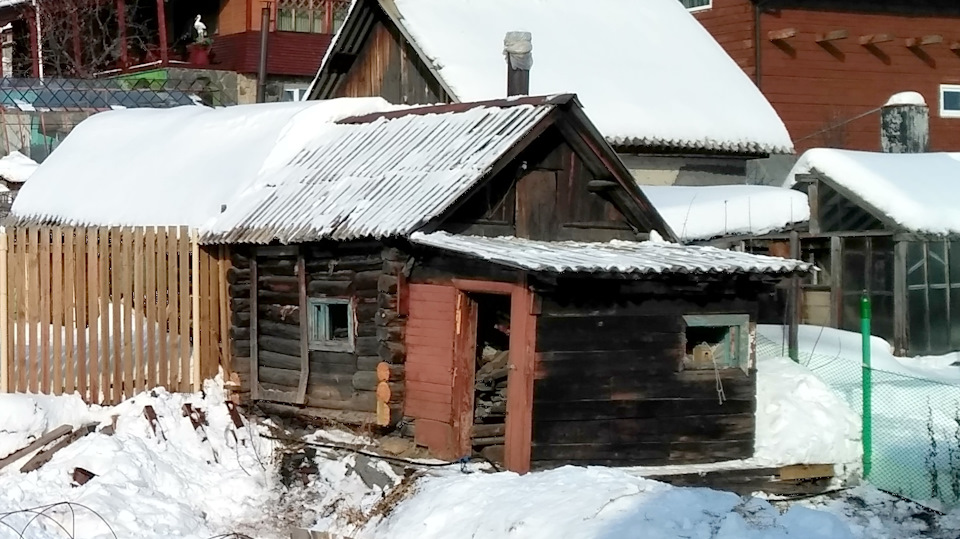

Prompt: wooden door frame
xmin=451 ymin=278 xmax=536 ymax=473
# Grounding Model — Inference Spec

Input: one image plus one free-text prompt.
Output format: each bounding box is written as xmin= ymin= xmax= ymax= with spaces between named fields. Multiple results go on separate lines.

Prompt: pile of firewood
xmin=473 ymin=346 xmax=508 ymax=460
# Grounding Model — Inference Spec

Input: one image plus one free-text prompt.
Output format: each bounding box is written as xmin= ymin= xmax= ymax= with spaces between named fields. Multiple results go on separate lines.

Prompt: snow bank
xmin=367 ymin=466 xmax=854 ymax=539
xmin=0 ymin=151 xmax=38 ymax=184
xmin=784 ymin=149 xmax=960 ymax=235
xmin=365 ymin=0 xmax=793 ymax=154
xmin=11 ymin=98 xmax=396 ymax=228
xmin=755 ymin=356 xmax=861 ymax=468
xmin=643 ymin=185 xmax=809 ymax=242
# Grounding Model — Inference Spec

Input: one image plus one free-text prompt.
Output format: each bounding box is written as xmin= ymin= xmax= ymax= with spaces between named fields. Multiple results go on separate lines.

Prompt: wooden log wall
xmin=530 ymin=278 xmax=767 ymax=469
xmin=229 ymin=242 xmax=409 ymax=426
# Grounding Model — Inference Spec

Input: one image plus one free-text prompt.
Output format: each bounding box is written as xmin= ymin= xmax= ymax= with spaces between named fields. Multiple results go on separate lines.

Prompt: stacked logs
xmin=375 ymin=246 xmax=408 ymax=427
xmin=472 ymin=346 xmax=507 ymax=461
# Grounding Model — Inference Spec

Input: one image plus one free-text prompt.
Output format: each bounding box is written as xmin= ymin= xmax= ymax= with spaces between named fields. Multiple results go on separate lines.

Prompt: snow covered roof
xmin=410 ymin=232 xmax=811 ymax=276
xmin=309 ymin=0 xmax=793 ymax=156
xmin=644 ymin=185 xmax=810 ymax=242
xmin=10 ymin=98 xmax=398 ymax=227
xmin=786 ymin=149 xmax=960 ymax=235
xmin=0 ymin=151 xmax=37 ymax=184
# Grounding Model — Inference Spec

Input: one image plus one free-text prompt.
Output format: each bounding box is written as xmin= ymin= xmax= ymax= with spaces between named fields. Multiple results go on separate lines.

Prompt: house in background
xmin=687 ymin=0 xmax=960 ymax=153
xmin=309 ymin=0 xmax=794 ymax=188
xmin=10 ymin=95 xmax=810 ymax=472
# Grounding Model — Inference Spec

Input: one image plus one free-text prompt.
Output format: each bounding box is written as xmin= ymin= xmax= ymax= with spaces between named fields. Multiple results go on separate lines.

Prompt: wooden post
xmin=191 ymin=229 xmax=201 ymax=391
xmin=788 ymin=230 xmax=800 ymax=362
xmin=256 ymin=7 xmax=270 ymax=103
xmin=156 ymin=0 xmax=169 ymax=65
xmin=296 ymin=251 xmax=308 ymax=404
xmin=249 ymin=252 xmax=259 ymax=401
xmin=218 ymin=246 xmax=231 ymax=377
xmin=451 ymin=291 xmax=478 ymax=457
xmin=504 ymin=282 xmax=536 ymax=474
xmin=117 ymin=0 xmax=129 ymax=69
xmin=830 ymin=236 xmax=842 ymax=327
xmin=27 ymin=7 xmax=39 ymax=77
xmin=0 ymin=231 xmax=8 ymax=394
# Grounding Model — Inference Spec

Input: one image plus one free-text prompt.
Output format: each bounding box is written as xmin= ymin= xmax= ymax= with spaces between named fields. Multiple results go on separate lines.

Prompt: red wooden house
xmin=687 ymin=0 xmax=960 ymax=152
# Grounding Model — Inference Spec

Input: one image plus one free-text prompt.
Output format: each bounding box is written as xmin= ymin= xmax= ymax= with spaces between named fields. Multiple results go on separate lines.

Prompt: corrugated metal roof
xmin=409 ymin=232 xmax=812 ymax=276
xmin=202 ymin=100 xmax=556 ymax=244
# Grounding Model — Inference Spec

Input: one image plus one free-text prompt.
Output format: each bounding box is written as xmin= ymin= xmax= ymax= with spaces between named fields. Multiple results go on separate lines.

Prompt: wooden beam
xmin=296 ymin=251 xmax=309 ymax=405
xmin=767 ymin=28 xmax=797 ymax=41
xmin=859 ymin=33 xmax=894 ymax=45
xmin=906 ymin=35 xmax=943 ymax=48
xmin=779 ymin=464 xmax=834 ymax=481
xmin=0 ymin=425 xmax=71 ymax=472
xmin=815 ymin=29 xmax=849 ymax=43
xmin=950 ymin=42 xmax=960 ymax=52
xmin=155 ymin=0 xmax=169 ymax=64
xmin=20 ymin=423 xmax=98 ymax=473
xmin=250 ymin=253 xmax=259 ymax=401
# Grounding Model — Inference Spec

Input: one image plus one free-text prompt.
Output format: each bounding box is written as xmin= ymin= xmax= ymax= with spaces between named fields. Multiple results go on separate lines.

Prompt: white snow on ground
xmin=11 ymin=98 xmax=396 ymax=228
xmin=784 ymin=149 xmax=960 ymax=235
xmin=643 ymin=185 xmax=810 ymax=242
xmin=0 ymin=151 xmax=38 ymax=184
xmin=353 ymin=0 xmax=793 ymax=153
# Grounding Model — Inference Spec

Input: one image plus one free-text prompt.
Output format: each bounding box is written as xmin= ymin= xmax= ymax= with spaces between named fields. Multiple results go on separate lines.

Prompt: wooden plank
xmin=74 ymin=229 xmax=88 ymax=399
xmin=0 ymin=230 xmax=7 ymax=394
xmin=111 ymin=228 xmax=123 ymax=404
xmin=208 ymin=247 xmax=222 ymax=380
xmin=122 ymin=227 xmax=134 ymax=399
xmin=249 ymin=253 xmax=259 ymax=400
xmin=14 ymin=227 xmax=25 ymax=392
xmin=451 ymin=292 xmax=477 ymax=453
xmin=191 ymin=230 xmax=200 ymax=391
xmin=62 ymin=228 xmax=75 ymax=396
xmin=815 ymin=29 xmax=848 ymax=43
xmin=218 ymin=246 xmax=231 ymax=377
xmin=133 ymin=227 xmax=144 ymax=394
xmin=20 ymin=423 xmax=98 ymax=473
xmin=779 ymin=464 xmax=835 ymax=481
xmin=532 ymin=398 xmax=756 ymax=422
xmin=405 ymin=398 xmax=453 ymax=423
xmin=859 ymin=33 xmax=893 ymax=45
xmin=145 ymin=227 xmax=157 ymax=390
xmin=26 ymin=227 xmax=39 ymax=394
xmin=38 ymin=227 xmax=50 ymax=394
xmin=156 ymin=228 xmax=168 ymax=389
xmin=178 ymin=227 xmax=189 ymax=392
xmin=505 ymin=283 xmax=535 ymax=473
xmin=532 ymin=414 xmax=755 ymax=445
xmin=0 ymin=424 xmax=72 ymax=472
xmin=87 ymin=228 xmax=100 ymax=403
xmin=296 ymin=252 xmax=309 ymax=404
xmin=906 ymin=35 xmax=942 ymax=48
xmin=767 ymin=28 xmax=796 ymax=41
xmin=98 ymin=228 xmax=110 ymax=403
xmin=164 ymin=228 xmax=177 ymax=390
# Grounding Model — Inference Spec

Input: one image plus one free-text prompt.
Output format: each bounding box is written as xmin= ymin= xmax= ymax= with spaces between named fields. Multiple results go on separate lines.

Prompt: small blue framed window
xmin=940 ymin=85 xmax=960 ymax=119
xmin=308 ymin=298 xmax=355 ymax=352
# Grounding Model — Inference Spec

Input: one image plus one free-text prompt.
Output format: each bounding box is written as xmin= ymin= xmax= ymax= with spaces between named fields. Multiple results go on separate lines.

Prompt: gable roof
xmin=786 ymin=149 xmax=960 ymax=235
xmin=10 ymin=98 xmax=399 ymax=227
xmin=202 ymin=95 xmax=675 ymax=244
xmin=411 ymin=231 xmax=811 ymax=276
xmin=308 ymin=0 xmax=794 ymax=156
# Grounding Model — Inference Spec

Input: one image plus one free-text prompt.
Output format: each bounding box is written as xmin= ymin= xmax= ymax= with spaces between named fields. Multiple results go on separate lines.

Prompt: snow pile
xmin=350 ymin=0 xmax=793 ymax=153
xmin=366 ymin=466 xmax=855 ymax=539
xmin=643 ymin=185 xmax=810 ymax=242
xmin=884 ymin=91 xmax=926 ymax=107
xmin=784 ymin=149 xmax=960 ymax=235
xmin=755 ymin=356 xmax=861 ymax=468
xmin=11 ymin=98 xmax=396 ymax=228
xmin=0 ymin=381 xmax=279 ymax=538
xmin=0 ymin=151 xmax=38 ymax=184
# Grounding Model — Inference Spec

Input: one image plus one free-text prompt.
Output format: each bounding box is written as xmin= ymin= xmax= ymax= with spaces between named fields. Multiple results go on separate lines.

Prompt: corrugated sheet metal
xmin=202 ymin=103 xmax=553 ymax=244
xmin=409 ymin=232 xmax=812 ymax=276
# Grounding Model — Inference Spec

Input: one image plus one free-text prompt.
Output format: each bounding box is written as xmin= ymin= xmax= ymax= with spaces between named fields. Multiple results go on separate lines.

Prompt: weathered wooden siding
xmin=692 ymin=0 xmax=757 ymax=79
xmin=531 ymin=281 xmax=762 ymax=468
xmin=334 ymin=20 xmax=446 ymax=104
xmin=404 ymin=283 xmax=458 ymax=458
xmin=228 ymin=247 xmax=253 ymax=403
xmin=442 ymin=132 xmax=634 ymax=242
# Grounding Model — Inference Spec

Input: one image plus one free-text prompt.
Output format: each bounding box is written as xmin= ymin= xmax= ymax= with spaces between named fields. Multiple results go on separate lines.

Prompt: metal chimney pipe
xmin=880 ymin=92 xmax=929 ymax=153
xmin=256 ymin=6 xmax=271 ymax=103
xmin=504 ymin=31 xmax=532 ymax=96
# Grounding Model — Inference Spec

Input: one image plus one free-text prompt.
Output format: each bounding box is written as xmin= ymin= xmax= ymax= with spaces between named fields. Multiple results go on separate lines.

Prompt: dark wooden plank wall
xmin=442 ymin=131 xmax=635 ymax=242
xmin=229 ymin=242 xmax=409 ymax=421
xmin=334 ymin=20 xmax=446 ymax=105
xmin=531 ymin=281 xmax=764 ymax=468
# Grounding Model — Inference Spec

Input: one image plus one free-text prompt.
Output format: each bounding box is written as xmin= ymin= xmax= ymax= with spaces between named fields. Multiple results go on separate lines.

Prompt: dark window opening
xmin=308 ymin=297 xmax=354 ymax=352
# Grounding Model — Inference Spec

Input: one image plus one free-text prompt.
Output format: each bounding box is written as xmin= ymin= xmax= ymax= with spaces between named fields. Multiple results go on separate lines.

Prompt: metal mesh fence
xmin=757 ymin=330 xmax=960 ymax=509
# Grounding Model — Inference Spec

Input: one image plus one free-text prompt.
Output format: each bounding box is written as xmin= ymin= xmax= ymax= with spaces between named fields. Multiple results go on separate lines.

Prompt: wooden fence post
xmin=0 ymin=230 xmax=8 ymax=394
xmin=191 ymin=229 xmax=201 ymax=392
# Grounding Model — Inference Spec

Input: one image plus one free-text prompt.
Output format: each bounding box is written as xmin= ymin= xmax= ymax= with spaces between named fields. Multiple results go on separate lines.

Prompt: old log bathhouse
xmin=10 ymin=95 xmax=810 ymax=473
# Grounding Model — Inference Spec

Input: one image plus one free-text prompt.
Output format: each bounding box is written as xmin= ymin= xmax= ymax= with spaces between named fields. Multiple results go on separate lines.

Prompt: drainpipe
xmin=256 ymin=6 xmax=270 ymax=103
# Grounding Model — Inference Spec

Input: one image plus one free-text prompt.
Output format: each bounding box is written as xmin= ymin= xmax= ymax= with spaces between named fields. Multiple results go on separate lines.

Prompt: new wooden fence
xmin=0 ymin=226 xmax=228 ymax=404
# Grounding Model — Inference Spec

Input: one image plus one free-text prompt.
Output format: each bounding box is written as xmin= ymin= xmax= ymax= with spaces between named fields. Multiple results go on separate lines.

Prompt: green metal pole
xmin=861 ymin=292 xmax=872 ymax=479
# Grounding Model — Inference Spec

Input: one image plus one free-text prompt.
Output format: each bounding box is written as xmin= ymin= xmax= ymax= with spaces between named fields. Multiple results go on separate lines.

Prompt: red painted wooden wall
xmin=404 ymin=284 xmax=458 ymax=459
xmin=694 ymin=0 xmax=960 ymax=152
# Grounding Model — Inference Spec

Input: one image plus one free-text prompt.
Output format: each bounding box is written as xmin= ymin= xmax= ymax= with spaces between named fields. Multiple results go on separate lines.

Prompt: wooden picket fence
xmin=0 ymin=226 xmax=228 ymax=405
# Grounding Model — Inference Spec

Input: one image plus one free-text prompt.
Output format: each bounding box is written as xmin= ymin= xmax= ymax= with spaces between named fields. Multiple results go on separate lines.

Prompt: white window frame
xmin=307 ymin=297 xmax=356 ymax=352
xmin=940 ymin=84 xmax=960 ymax=119
xmin=680 ymin=0 xmax=712 ymax=12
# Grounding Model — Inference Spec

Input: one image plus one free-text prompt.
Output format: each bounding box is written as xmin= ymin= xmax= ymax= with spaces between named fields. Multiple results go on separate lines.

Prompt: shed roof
xmin=308 ymin=0 xmax=793 ymax=156
xmin=410 ymin=232 xmax=811 ymax=276
xmin=786 ymin=148 xmax=960 ymax=235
